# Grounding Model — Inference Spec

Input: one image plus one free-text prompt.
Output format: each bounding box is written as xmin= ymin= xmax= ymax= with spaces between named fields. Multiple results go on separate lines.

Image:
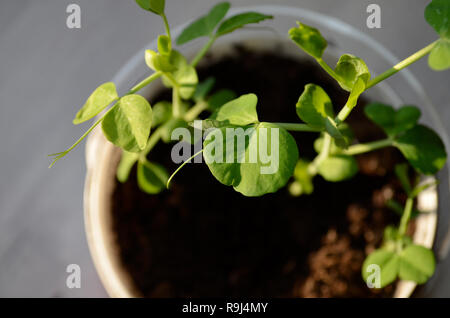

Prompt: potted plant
xmin=51 ymin=0 xmax=450 ymax=297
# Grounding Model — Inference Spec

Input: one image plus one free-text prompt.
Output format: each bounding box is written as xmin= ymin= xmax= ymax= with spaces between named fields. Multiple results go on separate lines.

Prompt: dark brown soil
xmin=111 ymin=47 xmax=410 ymax=297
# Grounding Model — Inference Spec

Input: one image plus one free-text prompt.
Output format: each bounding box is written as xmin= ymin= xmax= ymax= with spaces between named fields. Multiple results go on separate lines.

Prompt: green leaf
xmin=334 ymin=54 xmax=370 ymax=92
xmin=314 ymin=123 xmax=354 ymax=154
xmin=210 ymin=93 xmax=259 ymax=126
xmin=365 ymin=103 xmax=421 ymax=138
xmin=425 ymin=0 xmax=450 ymax=39
xmin=161 ymin=50 xmax=199 ymax=99
xmin=296 ymin=84 xmax=334 ymax=129
xmin=117 ymin=151 xmax=139 ymax=183
xmin=429 ymin=39 xmax=450 ymax=71
xmin=289 ymin=22 xmax=327 ymax=59
xmin=324 ymin=117 xmax=347 ymax=148
xmin=216 ymin=12 xmax=273 ymax=36
xmin=207 ymin=89 xmax=237 ymax=111
xmin=346 ymin=77 xmax=366 ymax=109
xmin=399 ymin=244 xmax=435 ymax=284
xmin=145 ymin=50 xmax=176 ymax=73
xmin=135 ymin=0 xmax=165 ymax=15
xmin=73 ymin=82 xmax=118 ymax=125
xmin=151 ymin=101 xmax=172 ymax=127
xmin=157 ymin=35 xmax=171 ymax=56
xmin=102 ymin=95 xmax=152 ymax=152
xmin=204 ymin=122 xmax=299 ymax=196
xmin=394 ymin=124 xmax=447 ymax=175
xmin=318 ymin=155 xmax=358 ymax=182
xmin=362 ymin=249 xmax=400 ymax=288
xmin=176 ymin=2 xmax=231 ymax=45
xmin=160 ymin=118 xmax=191 ymax=143
xmin=293 ymin=159 xmax=314 ymax=195
xmin=194 ymin=77 xmax=216 ymax=102
xmin=137 ymin=160 xmax=169 ymax=194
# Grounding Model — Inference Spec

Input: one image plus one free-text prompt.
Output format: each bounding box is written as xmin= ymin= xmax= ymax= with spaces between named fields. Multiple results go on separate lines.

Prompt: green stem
xmin=309 ymin=133 xmax=332 ymax=175
xmin=167 ymin=149 xmax=204 ymax=188
xmin=162 ymin=14 xmax=172 ymax=43
xmin=141 ymin=125 xmax=165 ymax=158
xmin=191 ymin=36 xmax=216 ymax=67
xmin=317 ymin=58 xmax=340 ymax=81
xmin=335 ymin=102 xmax=353 ymax=125
xmin=129 ymin=72 xmax=162 ymax=94
xmin=366 ymin=41 xmax=438 ymax=89
xmin=184 ymin=101 xmax=208 ymax=122
xmin=398 ymin=197 xmax=414 ymax=238
xmin=273 ymin=122 xmax=321 ymax=132
xmin=342 ymin=138 xmax=393 ymax=156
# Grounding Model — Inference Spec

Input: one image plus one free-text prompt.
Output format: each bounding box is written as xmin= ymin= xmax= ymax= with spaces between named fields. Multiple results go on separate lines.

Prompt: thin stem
xmin=398 ymin=197 xmax=414 ymax=238
xmin=273 ymin=122 xmax=321 ymax=132
xmin=366 ymin=41 xmax=438 ymax=89
xmin=162 ymin=14 xmax=172 ymax=43
xmin=167 ymin=149 xmax=204 ymax=188
xmin=172 ymin=87 xmax=181 ymax=118
xmin=129 ymin=72 xmax=162 ymax=95
xmin=184 ymin=101 xmax=208 ymax=122
xmin=342 ymin=138 xmax=393 ymax=156
xmin=191 ymin=36 xmax=216 ymax=67
xmin=141 ymin=125 xmax=165 ymax=157
xmin=317 ymin=58 xmax=340 ymax=81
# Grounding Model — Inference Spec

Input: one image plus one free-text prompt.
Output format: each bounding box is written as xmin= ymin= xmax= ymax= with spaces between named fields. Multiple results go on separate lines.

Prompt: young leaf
xmin=194 ymin=77 xmax=216 ymax=102
xmin=117 ymin=151 xmax=139 ymax=183
xmin=157 ymin=35 xmax=171 ymax=56
xmin=204 ymin=123 xmax=299 ymax=197
xmin=207 ymin=89 xmax=237 ymax=111
xmin=135 ymin=0 xmax=165 ymax=15
xmin=289 ymin=22 xmax=327 ymax=59
xmin=296 ymin=84 xmax=334 ymax=129
xmin=216 ymin=12 xmax=273 ymax=36
xmin=394 ymin=124 xmax=447 ymax=175
xmin=73 ymin=82 xmax=118 ymax=125
xmin=425 ymin=0 xmax=450 ymax=39
xmin=364 ymin=103 xmax=421 ymax=138
xmin=145 ymin=50 xmax=176 ymax=73
xmin=318 ymin=155 xmax=358 ymax=182
xmin=176 ymin=2 xmax=230 ymax=45
xmin=210 ymin=93 xmax=259 ymax=126
xmin=334 ymin=54 xmax=370 ymax=92
xmin=293 ymin=159 xmax=314 ymax=195
xmin=137 ymin=160 xmax=169 ymax=194
xmin=102 ymin=95 xmax=152 ymax=152
xmin=362 ymin=249 xmax=400 ymax=288
xmin=428 ymin=39 xmax=450 ymax=71
xmin=398 ymin=244 xmax=435 ymax=284
xmin=161 ymin=50 xmax=199 ymax=99
xmin=152 ymin=101 xmax=172 ymax=127
xmin=346 ymin=77 xmax=366 ymax=109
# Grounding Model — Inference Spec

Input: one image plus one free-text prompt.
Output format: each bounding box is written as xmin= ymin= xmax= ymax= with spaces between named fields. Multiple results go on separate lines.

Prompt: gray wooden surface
xmin=0 ymin=0 xmax=448 ymax=297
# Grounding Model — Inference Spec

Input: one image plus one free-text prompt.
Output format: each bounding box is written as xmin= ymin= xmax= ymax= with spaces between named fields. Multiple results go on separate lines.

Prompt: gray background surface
xmin=0 ymin=0 xmax=448 ymax=297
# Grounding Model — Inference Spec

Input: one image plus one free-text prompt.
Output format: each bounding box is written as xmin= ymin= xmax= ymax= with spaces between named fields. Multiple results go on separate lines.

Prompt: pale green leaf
xmin=334 ymin=54 xmax=370 ymax=92
xmin=296 ymin=84 xmax=334 ymax=129
xmin=318 ymin=155 xmax=358 ymax=182
xmin=102 ymin=95 xmax=152 ymax=152
xmin=289 ymin=21 xmax=327 ymax=59
xmin=362 ymin=249 xmax=400 ymax=288
xmin=210 ymin=93 xmax=259 ymax=126
xmin=399 ymin=244 xmax=435 ymax=284
xmin=429 ymin=39 xmax=450 ymax=71
xmin=117 ymin=151 xmax=139 ymax=183
xmin=73 ymin=82 xmax=118 ymax=125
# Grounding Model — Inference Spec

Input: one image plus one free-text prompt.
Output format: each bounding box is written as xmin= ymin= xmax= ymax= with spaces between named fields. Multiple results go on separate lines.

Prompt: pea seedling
xmin=51 ymin=0 xmax=449 ymax=289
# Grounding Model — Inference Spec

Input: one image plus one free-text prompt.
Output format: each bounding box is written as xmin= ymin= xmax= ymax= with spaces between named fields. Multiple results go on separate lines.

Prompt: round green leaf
xmin=318 ymin=155 xmax=358 ymax=182
xmin=362 ymin=249 xmax=400 ymax=288
xmin=364 ymin=103 xmax=421 ymax=137
xmin=394 ymin=124 xmax=447 ymax=175
xmin=145 ymin=50 xmax=176 ymax=73
xmin=135 ymin=0 xmax=165 ymax=15
xmin=289 ymin=21 xmax=327 ymax=59
xmin=176 ymin=2 xmax=231 ymax=45
xmin=293 ymin=159 xmax=314 ymax=195
xmin=428 ymin=39 xmax=450 ymax=71
xmin=204 ymin=123 xmax=299 ymax=197
xmin=334 ymin=54 xmax=370 ymax=92
xmin=137 ymin=160 xmax=169 ymax=194
xmin=73 ymin=82 xmax=118 ymax=125
xmin=216 ymin=12 xmax=273 ymax=37
xmin=399 ymin=244 xmax=435 ymax=284
xmin=425 ymin=0 xmax=450 ymax=39
xmin=102 ymin=95 xmax=152 ymax=152
xmin=117 ymin=151 xmax=139 ymax=183
xmin=296 ymin=84 xmax=334 ymax=129
xmin=210 ymin=94 xmax=259 ymax=126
